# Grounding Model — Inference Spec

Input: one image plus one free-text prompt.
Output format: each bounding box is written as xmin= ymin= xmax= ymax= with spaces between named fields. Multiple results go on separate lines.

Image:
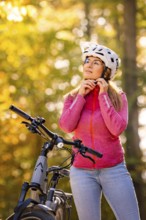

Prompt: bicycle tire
xmin=20 ymin=208 xmax=55 ymax=220
xmin=6 ymin=206 xmax=56 ymax=220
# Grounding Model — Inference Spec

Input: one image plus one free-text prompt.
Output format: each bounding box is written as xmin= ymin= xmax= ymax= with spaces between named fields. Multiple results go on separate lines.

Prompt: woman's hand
xmin=96 ymin=78 xmax=108 ymax=94
xmin=78 ymin=79 xmax=96 ymax=96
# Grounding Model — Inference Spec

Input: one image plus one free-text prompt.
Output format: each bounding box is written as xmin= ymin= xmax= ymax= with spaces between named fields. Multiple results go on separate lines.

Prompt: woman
xmin=59 ymin=42 xmax=140 ymax=220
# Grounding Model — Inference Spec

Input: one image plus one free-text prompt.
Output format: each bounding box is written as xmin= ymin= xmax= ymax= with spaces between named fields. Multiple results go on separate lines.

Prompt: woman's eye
xmin=84 ymin=58 xmax=102 ymax=65
xmin=94 ymin=61 xmax=100 ymax=65
xmin=84 ymin=57 xmax=89 ymax=63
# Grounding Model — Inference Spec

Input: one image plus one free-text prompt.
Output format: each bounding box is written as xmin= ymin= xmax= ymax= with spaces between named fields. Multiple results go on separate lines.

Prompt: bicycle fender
xmin=37 ymin=204 xmax=55 ymax=213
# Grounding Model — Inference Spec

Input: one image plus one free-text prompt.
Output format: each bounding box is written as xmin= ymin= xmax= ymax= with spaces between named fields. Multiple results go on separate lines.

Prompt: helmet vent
xmin=95 ymin=52 xmax=104 ymax=56
xmin=111 ymin=58 xmax=114 ymax=62
xmin=92 ymin=47 xmax=97 ymax=51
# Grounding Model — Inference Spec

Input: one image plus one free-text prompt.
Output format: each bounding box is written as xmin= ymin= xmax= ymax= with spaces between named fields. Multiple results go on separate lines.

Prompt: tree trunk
xmin=122 ymin=0 xmax=144 ymax=219
xmin=83 ymin=0 xmax=92 ymax=40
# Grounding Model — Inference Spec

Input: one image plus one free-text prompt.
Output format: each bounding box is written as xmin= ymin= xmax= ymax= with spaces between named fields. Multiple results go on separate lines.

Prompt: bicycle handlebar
xmin=10 ymin=105 xmax=56 ymax=139
xmin=10 ymin=105 xmax=33 ymax=121
xmin=9 ymin=105 xmax=103 ymax=158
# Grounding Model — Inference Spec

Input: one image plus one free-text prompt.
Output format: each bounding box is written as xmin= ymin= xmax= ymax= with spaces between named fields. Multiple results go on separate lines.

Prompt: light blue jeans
xmin=70 ymin=162 xmax=140 ymax=220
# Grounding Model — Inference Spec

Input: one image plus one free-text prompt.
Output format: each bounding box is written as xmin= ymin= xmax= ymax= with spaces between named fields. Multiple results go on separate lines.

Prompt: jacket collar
xmin=84 ymin=86 xmax=100 ymax=110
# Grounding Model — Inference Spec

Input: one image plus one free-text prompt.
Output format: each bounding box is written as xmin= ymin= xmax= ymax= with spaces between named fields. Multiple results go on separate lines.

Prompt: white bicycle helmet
xmin=80 ymin=42 xmax=119 ymax=78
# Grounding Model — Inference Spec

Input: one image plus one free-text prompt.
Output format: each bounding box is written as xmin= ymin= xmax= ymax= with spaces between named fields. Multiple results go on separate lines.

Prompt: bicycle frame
xmin=7 ymin=141 xmax=73 ymax=220
xmin=6 ymin=105 xmax=102 ymax=220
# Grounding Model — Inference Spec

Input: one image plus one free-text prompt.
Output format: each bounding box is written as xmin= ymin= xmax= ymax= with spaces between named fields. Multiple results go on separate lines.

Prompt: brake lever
xmin=22 ymin=121 xmax=41 ymax=134
xmin=80 ymin=151 xmax=95 ymax=164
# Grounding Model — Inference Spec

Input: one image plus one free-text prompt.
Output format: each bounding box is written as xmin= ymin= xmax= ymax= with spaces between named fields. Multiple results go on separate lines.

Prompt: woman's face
xmin=83 ymin=56 xmax=104 ymax=80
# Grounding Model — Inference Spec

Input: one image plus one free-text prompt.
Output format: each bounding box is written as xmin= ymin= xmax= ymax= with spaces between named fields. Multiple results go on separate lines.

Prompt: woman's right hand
xmin=78 ymin=80 xmax=96 ymax=97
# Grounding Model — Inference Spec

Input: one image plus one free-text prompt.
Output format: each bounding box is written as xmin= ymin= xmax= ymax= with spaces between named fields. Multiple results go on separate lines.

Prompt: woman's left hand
xmin=96 ymin=78 xmax=108 ymax=94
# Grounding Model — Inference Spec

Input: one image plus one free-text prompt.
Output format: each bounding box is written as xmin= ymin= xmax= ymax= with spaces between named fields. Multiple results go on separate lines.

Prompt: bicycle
xmin=6 ymin=105 xmax=103 ymax=220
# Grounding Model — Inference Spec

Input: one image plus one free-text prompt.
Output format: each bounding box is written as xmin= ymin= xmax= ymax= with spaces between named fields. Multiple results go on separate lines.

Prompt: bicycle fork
xmin=45 ymin=172 xmax=60 ymax=211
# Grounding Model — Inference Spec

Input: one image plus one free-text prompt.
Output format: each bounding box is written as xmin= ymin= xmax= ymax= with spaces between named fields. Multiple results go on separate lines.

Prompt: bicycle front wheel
xmin=20 ymin=208 xmax=55 ymax=220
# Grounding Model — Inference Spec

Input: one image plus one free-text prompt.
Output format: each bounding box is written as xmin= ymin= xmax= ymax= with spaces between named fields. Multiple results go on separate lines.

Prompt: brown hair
xmin=108 ymin=82 xmax=123 ymax=111
xmin=104 ymin=68 xmax=123 ymax=111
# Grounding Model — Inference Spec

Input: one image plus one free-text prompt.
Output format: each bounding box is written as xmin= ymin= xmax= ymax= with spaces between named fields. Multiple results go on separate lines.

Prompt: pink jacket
xmin=59 ymin=87 xmax=128 ymax=169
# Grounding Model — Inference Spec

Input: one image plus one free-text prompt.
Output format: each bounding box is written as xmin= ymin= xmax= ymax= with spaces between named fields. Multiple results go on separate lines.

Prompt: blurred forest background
xmin=0 ymin=0 xmax=146 ymax=219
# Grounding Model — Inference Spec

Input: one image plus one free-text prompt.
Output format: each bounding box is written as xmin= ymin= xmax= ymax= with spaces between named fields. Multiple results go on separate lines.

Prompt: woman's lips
xmin=85 ymin=69 xmax=92 ymax=74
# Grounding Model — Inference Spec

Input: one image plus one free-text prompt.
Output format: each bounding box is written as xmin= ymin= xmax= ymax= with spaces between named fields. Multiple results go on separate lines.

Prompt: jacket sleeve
xmin=98 ymin=92 xmax=128 ymax=136
xmin=59 ymin=94 xmax=86 ymax=133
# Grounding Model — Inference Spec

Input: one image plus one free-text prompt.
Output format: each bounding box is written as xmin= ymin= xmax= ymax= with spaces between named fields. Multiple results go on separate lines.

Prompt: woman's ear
xmin=103 ymin=68 xmax=111 ymax=82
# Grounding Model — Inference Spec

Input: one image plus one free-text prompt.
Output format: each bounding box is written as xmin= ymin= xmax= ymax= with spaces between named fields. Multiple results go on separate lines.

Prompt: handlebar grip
xmin=86 ymin=148 xmax=103 ymax=158
xmin=9 ymin=105 xmax=33 ymax=121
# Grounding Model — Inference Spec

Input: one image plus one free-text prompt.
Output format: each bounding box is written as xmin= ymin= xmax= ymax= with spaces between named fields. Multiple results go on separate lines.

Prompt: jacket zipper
xmin=90 ymin=89 xmax=96 ymax=168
